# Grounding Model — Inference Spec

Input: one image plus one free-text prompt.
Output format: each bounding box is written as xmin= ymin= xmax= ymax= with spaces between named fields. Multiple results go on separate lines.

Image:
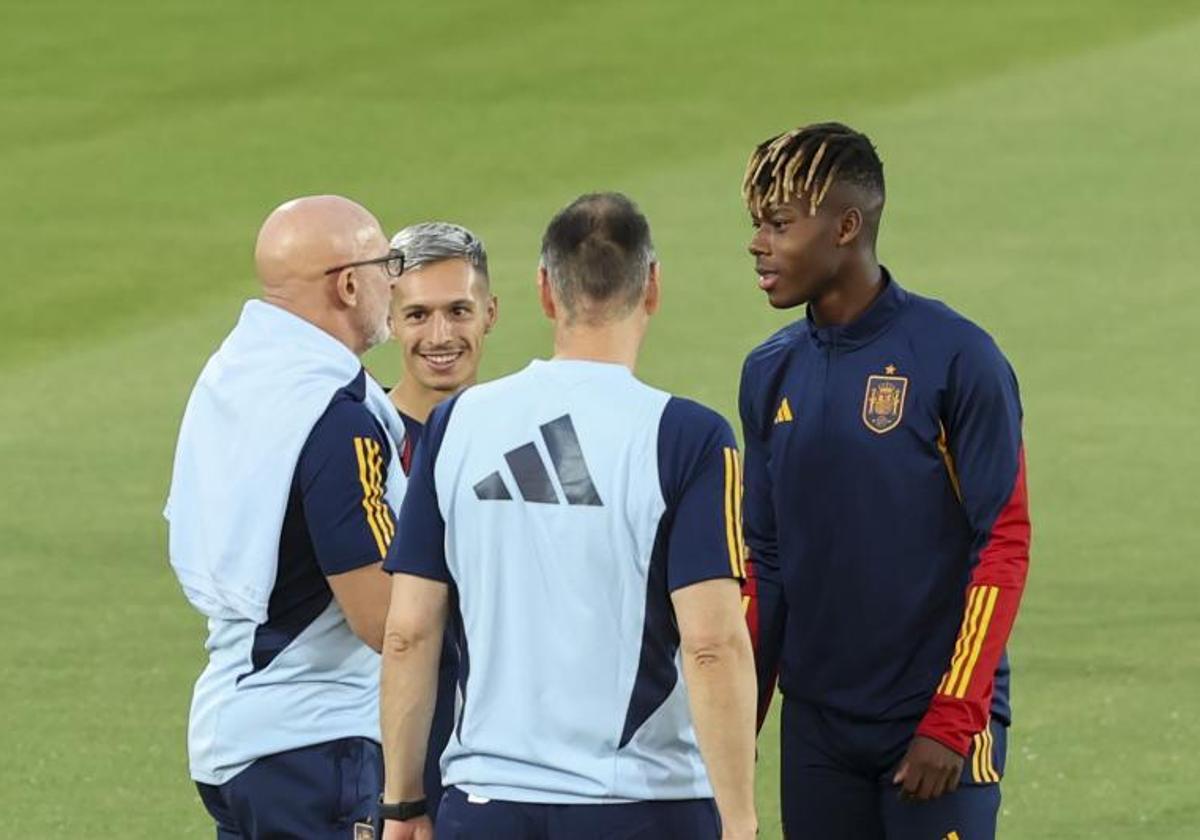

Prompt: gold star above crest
xmin=884 ymin=364 xmax=897 ymax=375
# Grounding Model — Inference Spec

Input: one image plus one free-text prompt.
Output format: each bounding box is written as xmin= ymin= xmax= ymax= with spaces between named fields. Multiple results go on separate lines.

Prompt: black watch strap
xmin=378 ymin=797 xmax=427 ymax=821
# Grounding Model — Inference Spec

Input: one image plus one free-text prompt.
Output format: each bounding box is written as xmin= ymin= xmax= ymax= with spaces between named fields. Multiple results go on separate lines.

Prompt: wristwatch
xmin=378 ymin=796 xmax=427 ymax=821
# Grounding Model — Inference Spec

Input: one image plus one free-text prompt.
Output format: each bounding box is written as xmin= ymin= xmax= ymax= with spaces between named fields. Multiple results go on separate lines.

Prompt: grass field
xmin=2 ymin=2 xmax=1199 ymax=836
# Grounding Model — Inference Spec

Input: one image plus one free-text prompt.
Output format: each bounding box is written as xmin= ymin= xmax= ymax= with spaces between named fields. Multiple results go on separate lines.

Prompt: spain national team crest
xmin=862 ymin=366 xmax=908 ymax=434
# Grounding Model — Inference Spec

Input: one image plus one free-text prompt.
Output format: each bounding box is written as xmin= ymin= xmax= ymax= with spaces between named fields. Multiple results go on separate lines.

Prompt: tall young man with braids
xmin=738 ymin=122 xmax=1031 ymax=838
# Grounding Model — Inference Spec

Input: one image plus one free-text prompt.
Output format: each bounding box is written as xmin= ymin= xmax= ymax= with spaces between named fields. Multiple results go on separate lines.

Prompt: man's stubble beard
xmin=361 ymin=307 xmax=393 ymax=353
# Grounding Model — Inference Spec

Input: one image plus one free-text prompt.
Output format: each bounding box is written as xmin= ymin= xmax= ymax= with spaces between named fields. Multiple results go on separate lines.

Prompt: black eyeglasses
xmin=324 ymin=249 xmax=405 ymax=278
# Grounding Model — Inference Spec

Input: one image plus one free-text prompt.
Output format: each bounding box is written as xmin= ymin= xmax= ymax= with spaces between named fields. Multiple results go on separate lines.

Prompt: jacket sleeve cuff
xmin=915 ymin=695 xmax=985 ymax=757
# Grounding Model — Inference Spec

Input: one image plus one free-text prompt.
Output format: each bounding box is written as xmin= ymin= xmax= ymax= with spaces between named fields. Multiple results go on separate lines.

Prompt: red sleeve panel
xmin=917 ymin=332 xmax=1032 ymax=757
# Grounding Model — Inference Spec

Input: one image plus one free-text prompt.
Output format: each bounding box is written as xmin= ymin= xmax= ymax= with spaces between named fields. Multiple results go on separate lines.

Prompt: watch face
xmin=354 ymin=821 xmax=375 ymax=840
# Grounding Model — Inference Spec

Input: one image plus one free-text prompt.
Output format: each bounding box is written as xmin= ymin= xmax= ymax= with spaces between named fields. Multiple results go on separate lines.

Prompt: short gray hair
xmin=390 ymin=221 xmax=489 ymax=279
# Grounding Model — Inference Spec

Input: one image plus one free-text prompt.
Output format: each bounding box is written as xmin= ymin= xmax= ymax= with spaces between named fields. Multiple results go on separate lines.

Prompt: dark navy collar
xmin=805 ymin=266 xmax=908 ymax=350
xmin=381 ymin=389 xmax=425 ymax=439
xmin=398 ymin=408 xmax=424 ymax=441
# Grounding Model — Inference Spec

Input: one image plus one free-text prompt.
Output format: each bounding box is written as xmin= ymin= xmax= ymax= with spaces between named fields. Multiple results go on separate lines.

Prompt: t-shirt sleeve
xmin=296 ymin=397 xmax=397 ymax=576
xmin=382 ymin=396 xmax=459 ymax=582
xmin=657 ymin=397 xmax=746 ymax=592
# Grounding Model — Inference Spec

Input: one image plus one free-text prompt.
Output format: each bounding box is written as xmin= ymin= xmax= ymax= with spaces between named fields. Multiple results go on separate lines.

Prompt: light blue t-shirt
xmin=186 ymin=372 xmax=402 ymax=785
xmin=385 ymin=359 xmax=744 ymax=804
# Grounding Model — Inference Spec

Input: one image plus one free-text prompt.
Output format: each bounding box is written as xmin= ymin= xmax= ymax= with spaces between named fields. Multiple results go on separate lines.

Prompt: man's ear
xmin=644 ymin=261 xmax=661 ymax=316
xmin=484 ymin=294 xmax=499 ymax=334
xmin=335 ymin=267 xmax=358 ymax=306
xmin=837 ymin=207 xmax=863 ymax=247
xmin=537 ymin=265 xmax=556 ymax=320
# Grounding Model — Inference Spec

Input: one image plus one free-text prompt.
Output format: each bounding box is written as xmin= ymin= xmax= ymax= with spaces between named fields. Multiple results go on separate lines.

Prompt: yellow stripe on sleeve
xmin=937 ymin=421 xmax=963 ymax=503
xmin=361 ymin=437 xmax=392 ymax=555
xmin=364 ymin=439 xmax=392 ymax=543
xmin=354 ymin=437 xmax=389 ymax=558
xmin=724 ymin=453 xmax=744 ymax=578
xmin=950 ymin=585 xmax=999 ymax=698
xmin=722 ymin=448 xmax=740 ymax=577
xmin=944 ymin=588 xmax=987 ymax=695
xmin=366 ymin=439 xmax=395 ymax=543
xmin=938 ymin=587 xmax=985 ymax=694
xmin=377 ymin=442 xmax=395 ymax=543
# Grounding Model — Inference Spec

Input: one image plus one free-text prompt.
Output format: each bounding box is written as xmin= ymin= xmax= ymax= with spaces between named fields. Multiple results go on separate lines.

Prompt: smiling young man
xmin=388 ymin=222 xmax=498 ymax=444
xmin=738 ymin=123 xmax=1032 ymax=839
xmin=385 ymin=221 xmax=498 ymax=821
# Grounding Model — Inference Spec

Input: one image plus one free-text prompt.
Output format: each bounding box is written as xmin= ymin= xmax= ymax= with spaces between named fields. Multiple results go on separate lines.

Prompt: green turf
xmin=2 ymin=1 xmax=1198 ymax=836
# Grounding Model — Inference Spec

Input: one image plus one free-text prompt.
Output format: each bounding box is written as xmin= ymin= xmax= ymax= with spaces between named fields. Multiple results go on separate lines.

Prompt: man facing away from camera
xmin=376 ymin=193 xmax=758 ymax=840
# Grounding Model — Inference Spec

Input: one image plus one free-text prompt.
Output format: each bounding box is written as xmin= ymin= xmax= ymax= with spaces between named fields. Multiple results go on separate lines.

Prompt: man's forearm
xmin=379 ymin=578 xmax=446 ymax=801
xmin=380 ymin=629 xmax=441 ymax=801
xmin=681 ymin=632 xmax=758 ymax=833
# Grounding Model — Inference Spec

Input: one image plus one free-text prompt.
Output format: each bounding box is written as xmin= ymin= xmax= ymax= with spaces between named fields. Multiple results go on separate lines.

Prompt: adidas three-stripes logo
xmin=474 ymin=414 xmax=603 ymax=506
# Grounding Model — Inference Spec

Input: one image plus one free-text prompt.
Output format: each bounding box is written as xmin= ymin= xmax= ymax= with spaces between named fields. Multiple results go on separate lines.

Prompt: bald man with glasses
xmin=167 ymin=195 xmax=410 ymax=838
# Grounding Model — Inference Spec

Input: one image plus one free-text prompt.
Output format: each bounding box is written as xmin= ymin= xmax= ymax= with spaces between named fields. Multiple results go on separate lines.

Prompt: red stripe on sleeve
xmin=918 ymin=446 xmax=1031 ymax=755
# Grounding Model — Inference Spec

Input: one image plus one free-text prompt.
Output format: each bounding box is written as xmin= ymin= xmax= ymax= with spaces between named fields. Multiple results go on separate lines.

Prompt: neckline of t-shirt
xmin=529 ymin=357 xmax=634 ymax=377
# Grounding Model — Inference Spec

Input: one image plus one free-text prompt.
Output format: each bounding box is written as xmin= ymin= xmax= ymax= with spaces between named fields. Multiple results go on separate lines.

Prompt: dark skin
xmin=747 ymin=181 xmax=966 ymax=802
xmin=892 ymin=737 xmax=964 ymax=801
xmin=748 ymin=182 xmax=883 ymax=324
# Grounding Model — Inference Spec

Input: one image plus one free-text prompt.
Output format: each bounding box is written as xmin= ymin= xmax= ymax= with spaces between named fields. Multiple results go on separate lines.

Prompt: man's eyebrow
xmin=400 ymin=299 xmax=476 ymax=312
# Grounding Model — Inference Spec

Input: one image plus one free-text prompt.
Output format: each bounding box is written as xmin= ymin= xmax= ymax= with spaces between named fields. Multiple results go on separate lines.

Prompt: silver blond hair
xmin=390 ymin=221 xmax=489 ymax=279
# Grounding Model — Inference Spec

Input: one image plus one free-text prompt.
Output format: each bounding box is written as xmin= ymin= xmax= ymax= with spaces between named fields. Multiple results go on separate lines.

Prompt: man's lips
xmin=757 ymin=268 xmax=779 ymax=291
xmin=419 ymin=350 xmax=464 ymax=372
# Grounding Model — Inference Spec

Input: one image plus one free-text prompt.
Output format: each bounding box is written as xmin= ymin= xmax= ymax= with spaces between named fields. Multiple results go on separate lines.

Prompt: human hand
xmin=381 ymin=815 xmax=434 ymax=840
xmin=892 ymin=735 xmax=964 ymax=801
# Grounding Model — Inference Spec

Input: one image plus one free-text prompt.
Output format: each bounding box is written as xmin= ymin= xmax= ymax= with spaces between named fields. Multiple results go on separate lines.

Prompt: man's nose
xmin=748 ymin=227 xmax=769 ymax=257
xmin=431 ymin=311 xmax=453 ymax=343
